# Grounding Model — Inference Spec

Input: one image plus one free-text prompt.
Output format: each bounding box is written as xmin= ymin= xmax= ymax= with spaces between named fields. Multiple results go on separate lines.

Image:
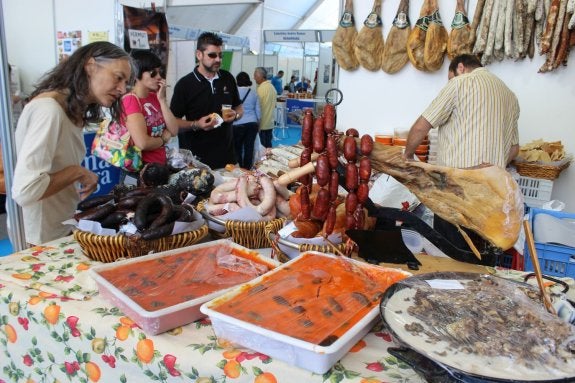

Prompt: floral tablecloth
xmin=0 ymin=236 xmax=424 ymax=383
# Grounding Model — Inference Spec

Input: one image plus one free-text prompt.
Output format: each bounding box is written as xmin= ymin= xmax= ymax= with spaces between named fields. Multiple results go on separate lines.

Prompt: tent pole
xmin=0 ymin=0 xmax=27 ymax=251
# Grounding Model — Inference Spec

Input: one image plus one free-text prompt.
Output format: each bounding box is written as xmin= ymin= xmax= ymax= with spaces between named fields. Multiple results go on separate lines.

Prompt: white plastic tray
xmin=200 ymin=252 xmax=410 ymax=374
xmin=89 ymin=239 xmax=279 ymax=335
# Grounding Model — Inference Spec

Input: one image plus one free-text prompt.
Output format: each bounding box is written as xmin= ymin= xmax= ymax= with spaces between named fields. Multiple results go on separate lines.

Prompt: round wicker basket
xmin=197 ymin=200 xmax=286 ymax=249
xmin=73 ymin=225 xmax=209 ymax=263
xmin=265 ymin=222 xmax=349 ymax=263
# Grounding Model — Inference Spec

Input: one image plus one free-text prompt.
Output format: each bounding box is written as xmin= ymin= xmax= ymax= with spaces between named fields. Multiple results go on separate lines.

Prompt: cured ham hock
xmin=344 ymin=140 xmax=523 ymax=251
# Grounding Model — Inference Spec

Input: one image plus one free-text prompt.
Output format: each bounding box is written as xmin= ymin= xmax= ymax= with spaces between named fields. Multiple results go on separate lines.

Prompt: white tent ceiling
xmin=160 ymin=0 xmax=340 ymax=50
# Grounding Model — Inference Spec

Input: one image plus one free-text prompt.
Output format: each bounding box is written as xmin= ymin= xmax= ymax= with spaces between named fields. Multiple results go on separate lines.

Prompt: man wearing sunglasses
xmin=170 ymin=32 xmax=243 ymax=169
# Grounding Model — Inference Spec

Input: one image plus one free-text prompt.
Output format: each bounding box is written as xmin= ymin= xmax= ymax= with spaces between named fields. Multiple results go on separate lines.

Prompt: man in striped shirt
xmin=403 ymin=54 xmax=520 ymax=263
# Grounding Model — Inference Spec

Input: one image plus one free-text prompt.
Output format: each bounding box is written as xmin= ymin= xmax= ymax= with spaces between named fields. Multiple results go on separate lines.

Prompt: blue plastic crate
xmin=524 ymin=208 xmax=575 ymax=278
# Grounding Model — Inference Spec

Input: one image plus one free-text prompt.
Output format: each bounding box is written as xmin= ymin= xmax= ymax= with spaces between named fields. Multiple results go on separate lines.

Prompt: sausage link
xmin=312 ymin=117 xmax=326 ymax=153
xmin=323 ymin=204 xmax=337 ymax=235
xmin=345 ymin=213 xmax=356 ymax=230
xmin=77 ymin=194 xmax=115 ymax=211
xmin=329 ymin=171 xmax=339 ymax=202
xmin=324 ymin=104 xmax=336 ymax=134
xmin=357 ymin=182 xmax=370 ymax=204
xmin=312 ymin=187 xmax=330 ymax=221
xmin=343 ymin=136 xmax=357 ymax=163
xmin=345 ymin=162 xmax=359 ymax=191
xmin=134 ymin=194 xmax=173 ymax=231
xmin=99 ymin=211 xmax=128 ymax=230
xmin=345 ymin=128 xmax=359 ymax=137
xmin=74 ymin=203 xmax=115 ymax=222
xmin=116 ymin=195 xmax=145 ymax=210
xmin=360 ymin=134 xmax=374 ymax=156
xmin=359 ymin=156 xmax=372 ymax=181
xmin=300 ymin=186 xmax=311 ymax=220
xmin=301 ymin=110 xmax=314 ymax=148
xmin=315 ymin=154 xmax=330 ymax=187
xmin=345 ymin=192 xmax=358 ymax=214
xmin=299 ymin=148 xmax=312 ymax=185
xmin=140 ymin=222 xmax=176 ymax=241
xmin=326 ymin=136 xmax=339 ymax=169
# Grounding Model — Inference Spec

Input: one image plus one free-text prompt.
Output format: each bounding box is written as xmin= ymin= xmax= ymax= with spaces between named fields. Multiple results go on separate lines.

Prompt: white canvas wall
xmin=3 ymin=0 xmax=574 ymax=210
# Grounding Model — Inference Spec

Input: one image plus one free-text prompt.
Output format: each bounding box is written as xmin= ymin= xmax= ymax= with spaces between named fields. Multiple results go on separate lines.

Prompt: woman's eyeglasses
xmin=148 ymin=69 xmax=164 ymax=78
xmin=205 ymin=52 xmax=223 ymax=59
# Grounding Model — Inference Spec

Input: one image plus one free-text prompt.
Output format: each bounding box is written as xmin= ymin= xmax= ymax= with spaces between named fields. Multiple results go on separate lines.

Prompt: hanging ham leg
xmin=382 ymin=0 xmax=411 ymax=74
xmin=348 ymin=140 xmax=523 ymax=251
xmin=333 ymin=0 xmax=360 ymax=71
xmin=408 ymin=0 xmax=432 ymax=71
xmin=448 ymin=0 xmax=473 ymax=59
xmin=424 ymin=0 xmax=448 ymax=71
xmin=354 ymin=0 xmax=385 ymax=71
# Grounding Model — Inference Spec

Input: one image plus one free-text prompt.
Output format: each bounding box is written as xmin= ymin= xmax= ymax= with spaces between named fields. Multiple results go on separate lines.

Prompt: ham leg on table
xmin=447 ymin=0 xmax=473 ymax=59
xmin=354 ymin=0 xmax=385 ymax=71
xmin=382 ymin=0 xmax=412 ymax=74
xmin=424 ymin=0 xmax=448 ymax=71
xmin=407 ymin=0 xmax=432 ymax=71
xmin=333 ymin=0 xmax=360 ymax=71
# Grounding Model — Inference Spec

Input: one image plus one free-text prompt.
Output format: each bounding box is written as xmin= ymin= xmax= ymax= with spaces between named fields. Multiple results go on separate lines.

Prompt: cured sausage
xmin=312 ymin=117 xmax=326 ymax=153
xmin=329 ymin=171 xmax=340 ymax=202
xmin=77 ymin=194 xmax=115 ymax=211
xmin=301 ymin=109 xmax=314 ymax=148
xmin=323 ymin=204 xmax=337 ymax=236
xmin=326 ymin=136 xmax=339 ymax=169
xmin=74 ymin=203 xmax=115 ymax=222
xmin=345 ymin=162 xmax=359 ymax=191
xmin=345 ymin=192 xmax=358 ymax=214
xmin=357 ymin=182 xmax=370 ymax=204
xmin=360 ymin=134 xmax=374 ymax=156
xmin=116 ymin=195 xmax=145 ymax=210
xmin=140 ymin=222 xmax=176 ymax=241
xmin=346 ymin=213 xmax=356 ymax=230
xmin=312 ymin=187 xmax=330 ymax=221
xmin=343 ymin=136 xmax=357 ymax=162
xmin=134 ymin=194 xmax=173 ymax=231
xmin=300 ymin=186 xmax=311 ymax=219
xmin=315 ymin=154 xmax=330 ymax=187
xmin=99 ymin=211 xmax=128 ymax=230
xmin=299 ymin=148 xmax=313 ymax=186
xmin=345 ymin=128 xmax=359 ymax=137
xmin=207 ymin=202 xmax=241 ymax=216
xmin=359 ymin=156 xmax=372 ymax=181
xmin=324 ymin=104 xmax=336 ymax=133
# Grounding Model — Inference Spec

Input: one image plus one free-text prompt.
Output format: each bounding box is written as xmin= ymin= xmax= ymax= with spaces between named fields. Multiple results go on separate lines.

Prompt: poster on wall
xmin=56 ymin=31 xmax=82 ymax=62
xmin=88 ymin=31 xmax=109 ymax=43
xmin=123 ymin=5 xmax=169 ymax=68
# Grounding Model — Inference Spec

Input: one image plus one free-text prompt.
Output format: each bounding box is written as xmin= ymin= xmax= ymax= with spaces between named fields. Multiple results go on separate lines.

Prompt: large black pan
xmin=378 ymin=272 xmax=575 ymax=383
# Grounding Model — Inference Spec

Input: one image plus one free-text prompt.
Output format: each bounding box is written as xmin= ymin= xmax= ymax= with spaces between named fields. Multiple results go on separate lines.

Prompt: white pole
xmin=0 ymin=0 xmax=27 ymax=251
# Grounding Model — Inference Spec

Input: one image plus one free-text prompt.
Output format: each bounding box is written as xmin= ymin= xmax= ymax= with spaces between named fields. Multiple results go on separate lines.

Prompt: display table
xmin=0 ymin=236 xmax=570 ymax=382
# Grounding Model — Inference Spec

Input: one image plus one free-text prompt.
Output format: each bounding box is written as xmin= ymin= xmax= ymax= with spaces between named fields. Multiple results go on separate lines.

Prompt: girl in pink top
xmin=122 ymin=50 xmax=178 ymax=166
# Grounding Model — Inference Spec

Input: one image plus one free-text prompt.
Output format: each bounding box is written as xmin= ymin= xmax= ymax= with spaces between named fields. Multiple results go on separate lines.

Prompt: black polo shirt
xmin=170 ymin=67 xmax=241 ymax=169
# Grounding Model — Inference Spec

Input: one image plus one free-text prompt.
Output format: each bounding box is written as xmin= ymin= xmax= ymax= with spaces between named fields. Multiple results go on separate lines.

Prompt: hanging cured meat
xmin=332 ymin=0 xmax=360 ymax=71
xmin=447 ymin=0 xmax=473 ymax=59
xmin=424 ymin=0 xmax=448 ymax=71
xmin=407 ymin=0 xmax=432 ymax=71
xmin=382 ymin=0 xmax=412 ymax=74
xmin=354 ymin=0 xmax=385 ymax=71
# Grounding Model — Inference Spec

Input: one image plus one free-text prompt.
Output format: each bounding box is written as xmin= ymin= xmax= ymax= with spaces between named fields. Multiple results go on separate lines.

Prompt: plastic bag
xmin=253 ymin=133 xmax=267 ymax=164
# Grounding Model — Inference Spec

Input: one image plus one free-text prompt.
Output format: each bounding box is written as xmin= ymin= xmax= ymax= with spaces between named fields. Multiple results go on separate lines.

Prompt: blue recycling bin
xmin=82 ymin=131 xmax=121 ymax=196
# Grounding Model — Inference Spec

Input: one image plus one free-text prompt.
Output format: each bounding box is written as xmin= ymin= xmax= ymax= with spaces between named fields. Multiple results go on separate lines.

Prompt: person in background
xmin=121 ymin=50 xmax=178 ymax=182
xmin=233 ymin=71 xmax=260 ymax=169
xmin=12 ymin=42 xmax=132 ymax=246
xmin=253 ymin=67 xmax=276 ymax=149
xmin=271 ymin=70 xmax=284 ymax=95
xmin=402 ymin=53 xmax=520 ymax=265
xmin=170 ymin=32 xmax=243 ymax=169
xmin=296 ymin=77 xmax=310 ymax=93
xmin=288 ymin=75 xmax=297 ymax=93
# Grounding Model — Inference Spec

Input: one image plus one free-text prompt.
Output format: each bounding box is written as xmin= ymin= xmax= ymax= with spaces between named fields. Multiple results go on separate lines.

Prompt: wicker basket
xmin=73 ymin=225 xmax=209 ymax=263
xmin=265 ymin=222 xmax=349 ymax=263
xmin=513 ymin=160 xmax=570 ymax=180
xmin=197 ymin=200 xmax=286 ymax=249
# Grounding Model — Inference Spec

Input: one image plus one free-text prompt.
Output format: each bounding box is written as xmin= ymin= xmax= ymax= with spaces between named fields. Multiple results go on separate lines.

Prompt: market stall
xmin=3 ymin=234 xmax=564 ymax=383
